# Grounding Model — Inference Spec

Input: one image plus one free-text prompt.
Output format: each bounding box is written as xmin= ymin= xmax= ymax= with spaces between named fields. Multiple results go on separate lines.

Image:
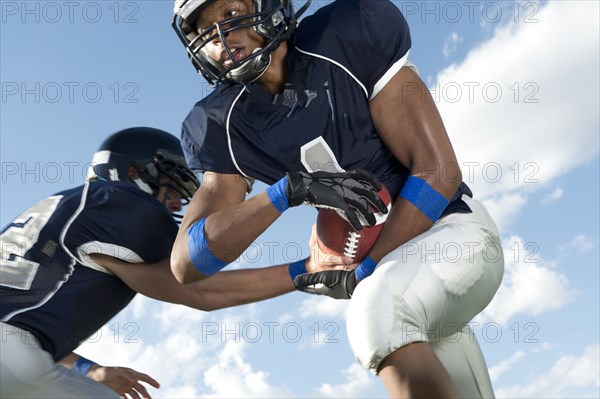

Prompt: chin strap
xmin=227 ymin=48 xmax=272 ymax=84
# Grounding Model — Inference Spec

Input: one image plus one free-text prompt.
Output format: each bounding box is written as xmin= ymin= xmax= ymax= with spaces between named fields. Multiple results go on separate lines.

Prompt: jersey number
xmin=1 ymin=196 xmax=62 ymax=290
xmin=300 ymin=137 xmax=344 ymax=173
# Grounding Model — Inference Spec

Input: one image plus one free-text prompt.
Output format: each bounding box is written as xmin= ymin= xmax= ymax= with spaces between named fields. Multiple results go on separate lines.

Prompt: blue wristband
xmin=288 ymin=258 xmax=308 ymax=282
xmin=354 ymin=256 xmax=377 ymax=281
xmin=266 ymin=176 xmax=289 ymax=213
xmin=188 ymin=218 xmax=228 ymax=276
xmin=399 ymin=175 xmax=449 ymax=222
xmin=73 ymin=356 xmax=94 ymax=376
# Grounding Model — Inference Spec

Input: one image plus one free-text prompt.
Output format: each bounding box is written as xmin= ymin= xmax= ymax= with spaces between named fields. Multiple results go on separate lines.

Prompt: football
xmin=315 ymin=185 xmax=392 ymax=263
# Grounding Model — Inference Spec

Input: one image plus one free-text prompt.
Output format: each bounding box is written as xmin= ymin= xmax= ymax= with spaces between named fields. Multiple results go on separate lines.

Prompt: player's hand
xmin=286 ymin=169 xmax=387 ymax=230
xmin=88 ymin=365 xmax=160 ymax=399
xmin=294 ymin=269 xmax=357 ymax=300
xmin=305 ymin=224 xmax=356 ymax=273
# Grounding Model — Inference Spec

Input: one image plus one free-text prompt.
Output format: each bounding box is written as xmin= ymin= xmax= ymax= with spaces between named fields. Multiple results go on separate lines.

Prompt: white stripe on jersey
xmin=1 ymin=180 xmax=93 ymax=322
xmin=76 ymin=241 xmax=144 ymax=275
xmin=226 ymin=86 xmax=253 ymax=180
xmin=296 ymin=47 xmax=369 ymax=98
xmin=371 ymin=50 xmax=411 ymax=100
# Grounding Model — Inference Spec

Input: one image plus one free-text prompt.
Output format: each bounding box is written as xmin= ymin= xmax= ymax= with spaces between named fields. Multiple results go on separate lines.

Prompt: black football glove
xmin=286 ymin=169 xmax=387 ymax=230
xmin=293 ymin=270 xmax=357 ymax=300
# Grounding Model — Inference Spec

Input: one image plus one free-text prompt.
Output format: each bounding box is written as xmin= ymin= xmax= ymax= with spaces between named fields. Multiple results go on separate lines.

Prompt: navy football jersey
xmin=181 ymin=0 xmax=471 ymax=213
xmin=0 ymin=180 xmax=177 ymax=361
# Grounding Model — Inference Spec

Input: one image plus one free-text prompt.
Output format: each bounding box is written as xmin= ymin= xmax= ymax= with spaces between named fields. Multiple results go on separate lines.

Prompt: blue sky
xmin=1 ymin=1 xmax=599 ymax=397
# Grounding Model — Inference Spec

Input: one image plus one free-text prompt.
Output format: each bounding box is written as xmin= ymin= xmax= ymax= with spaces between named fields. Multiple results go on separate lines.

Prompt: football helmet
xmin=172 ymin=0 xmax=312 ymax=85
xmin=87 ymin=127 xmax=200 ymax=206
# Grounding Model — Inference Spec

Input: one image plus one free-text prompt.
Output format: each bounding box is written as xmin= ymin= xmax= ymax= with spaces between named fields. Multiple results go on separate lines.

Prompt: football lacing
xmin=344 ymin=231 xmax=362 ymax=259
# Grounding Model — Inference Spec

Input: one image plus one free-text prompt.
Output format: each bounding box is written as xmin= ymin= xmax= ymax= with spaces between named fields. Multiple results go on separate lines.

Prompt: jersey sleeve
xmin=64 ymin=183 xmax=178 ymax=272
xmin=296 ymin=0 xmax=412 ymax=99
xmin=181 ymin=99 xmax=240 ymax=175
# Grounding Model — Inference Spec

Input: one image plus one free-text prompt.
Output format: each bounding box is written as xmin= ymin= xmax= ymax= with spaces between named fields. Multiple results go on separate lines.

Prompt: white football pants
xmin=0 ymin=322 xmax=119 ymax=398
xmin=347 ymin=196 xmax=503 ymax=398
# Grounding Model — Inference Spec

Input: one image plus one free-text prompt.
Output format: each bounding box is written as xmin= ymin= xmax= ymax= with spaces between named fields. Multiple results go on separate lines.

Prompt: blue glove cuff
xmin=289 ymin=258 xmax=308 ymax=282
xmin=355 ymin=255 xmax=377 ymax=281
xmin=73 ymin=356 xmax=95 ymax=376
xmin=266 ymin=176 xmax=289 ymax=213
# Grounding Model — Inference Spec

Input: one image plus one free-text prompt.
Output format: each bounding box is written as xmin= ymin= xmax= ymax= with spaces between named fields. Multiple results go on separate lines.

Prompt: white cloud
xmin=559 ymin=234 xmax=595 ymax=255
xmin=496 ymin=344 xmax=600 ymax=398
xmin=442 ymin=32 xmax=464 ymax=58
xmin=299 ymin=295 xmax=349 ymax=319
xmin=154 ymin=301 xmax=208 ymax=329
xmin=533 ymin=342 xmax=557 ymax=353
xmin=77 ymin=303 xmax=307 ymax=396
xmin=127 ymin=294 xmax=151 ymax=319
xmin=133 ymin=329 xmax=214 ymax=391
xmin=314 ymin=363 xmax=375 ymax=398
xmin=77 ymin=324 xmax=144 ymax=366
xmin=77 ymin=315 xmax=217 ymax=395
xmin=541 ymin=187 xmax=563 ymax=206
xmin=434 ymin=1 xmax=599 ymax=223
xmin=481 ymin=193 xmax=527 ymax=233
xmin=201 ymin=341 xmax=292 ymax=398
xmin=489 ymin=350 xmax=526 ymax=382
xmin=477 ymin=235 xmax=575 ymax=325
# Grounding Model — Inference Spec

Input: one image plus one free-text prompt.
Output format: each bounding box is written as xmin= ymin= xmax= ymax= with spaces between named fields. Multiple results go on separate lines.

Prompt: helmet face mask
xmin=88 ymin=127 xmax=200 ymax=212
xmin=139 ymin=149 xmax=199 ymax=206
xmin=173 ymin=0 xmax=311 ymax=85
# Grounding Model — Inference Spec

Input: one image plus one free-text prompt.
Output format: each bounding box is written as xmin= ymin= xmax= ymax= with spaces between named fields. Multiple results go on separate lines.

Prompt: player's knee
xmin=347 ymin=261 xmax=434 ymax=373
xmin=347 ymin=273 xmax=396 ymax=373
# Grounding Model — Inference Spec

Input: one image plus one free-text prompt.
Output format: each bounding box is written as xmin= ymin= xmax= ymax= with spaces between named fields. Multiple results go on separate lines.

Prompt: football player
xmin=171 ymin=0 xmax=505 ymax=398
xmin=0 ymin=127 xmax=351 ymax=399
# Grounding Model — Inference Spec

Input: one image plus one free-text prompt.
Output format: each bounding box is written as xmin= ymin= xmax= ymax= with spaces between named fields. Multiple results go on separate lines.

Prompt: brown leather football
xmin=316 ymin=185 xmax=392 ymax=263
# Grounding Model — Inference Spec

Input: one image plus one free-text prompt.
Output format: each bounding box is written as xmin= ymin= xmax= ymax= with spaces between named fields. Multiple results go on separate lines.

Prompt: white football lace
xmin=344 ymin=231 xmax=362 ymax=259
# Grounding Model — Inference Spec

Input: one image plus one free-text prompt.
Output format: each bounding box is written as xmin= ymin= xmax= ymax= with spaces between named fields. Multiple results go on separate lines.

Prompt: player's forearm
xmin=367 ymin=199 xmax=433 ymax=263
xmin=98 ymin=252 xmax=295 ymax=310
xmin=172 ymin=192 xmax=282 ymax=283
xmin=57 ymin=352 xmax=80 ymax=368
xmin=174 ymin=169 xmax=386 ymax=283
xmin=367 ymin=67 xmax=462 ymax=263
xmin=365 ymin=169 xmax=461 ymax=275
xmin=185 ymin=265 xmax=295 ymax=311
xmin=202 ymin=192 xmax=282 ymax=262
xmin=368 ymin=168 xmax=461 ymax=263
xmin=57 ymin=353 xmax=100 ymax=376
xmin=171 ymin=171 xmax=282 ymax=283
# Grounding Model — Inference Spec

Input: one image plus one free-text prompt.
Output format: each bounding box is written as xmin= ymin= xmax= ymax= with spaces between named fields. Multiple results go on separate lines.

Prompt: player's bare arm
xmin=172 ymin=169 xmax=386 ymax=284
xmin=91 ymin=233 xmax=349 ymax=311
xmin=366 ymin=66 xmax=463 ymax=264
xmin=171 ymin=171 xmax=280 ymax=284
xmin=92 ymin=253 xmax=291 ymax=310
